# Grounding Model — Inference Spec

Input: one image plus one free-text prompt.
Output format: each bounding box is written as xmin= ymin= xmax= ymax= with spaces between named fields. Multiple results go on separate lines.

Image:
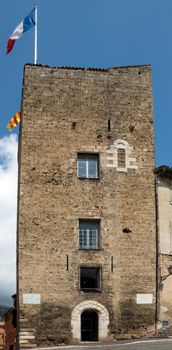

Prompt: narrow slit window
xmin=66 ymin=255 xmax=69 ymax=270
xmin=108 ymin=120 xmax=111 ymax=132
xmin=111 ymin=256 xmax=113 ymax=272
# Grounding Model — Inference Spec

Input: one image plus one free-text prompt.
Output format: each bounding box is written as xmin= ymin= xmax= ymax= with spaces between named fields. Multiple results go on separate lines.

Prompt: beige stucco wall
xmin=157 ymin=176 xmax=172 ymax=333
xmin=157 ymin=179 xmax=172 ymax=254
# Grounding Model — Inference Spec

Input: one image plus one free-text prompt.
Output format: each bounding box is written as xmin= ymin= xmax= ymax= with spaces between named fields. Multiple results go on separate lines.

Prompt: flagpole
xmin=34 ymin=5 xmax=38 ymax=64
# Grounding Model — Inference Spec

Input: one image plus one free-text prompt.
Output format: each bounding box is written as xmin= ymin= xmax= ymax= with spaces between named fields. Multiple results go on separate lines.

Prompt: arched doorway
xmin=81 ymin=310 xmax=98 ymax=341
xmin=71 ymin=301 xmax=109 ymax=341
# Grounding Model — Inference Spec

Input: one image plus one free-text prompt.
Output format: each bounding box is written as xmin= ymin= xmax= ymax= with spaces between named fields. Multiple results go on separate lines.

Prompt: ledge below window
xmin=78 ymin=176 xmax=100 ymax=181
xmin=79 ymin=248 xmax=102 ymax=251
xmin=80 ymin=288 xmax=101 ymax=293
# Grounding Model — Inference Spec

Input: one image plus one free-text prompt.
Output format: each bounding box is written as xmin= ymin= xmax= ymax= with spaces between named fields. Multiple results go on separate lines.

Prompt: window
xmin=79 ymin=220 xmax=100 ymax=250
xmin=80 ymin=267 xmax=101 ymax=291
xmin=117 ymin=148 xmax=126 ymax=168
xmin=77 ymin=154 xmax=99 ymax=179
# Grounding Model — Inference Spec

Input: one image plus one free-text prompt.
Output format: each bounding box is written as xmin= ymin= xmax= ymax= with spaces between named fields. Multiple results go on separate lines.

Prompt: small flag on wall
xmin=7 ymin=112 xmax=21 ymax=131
xmin=6 ymin=7 xmax=36 ymax=54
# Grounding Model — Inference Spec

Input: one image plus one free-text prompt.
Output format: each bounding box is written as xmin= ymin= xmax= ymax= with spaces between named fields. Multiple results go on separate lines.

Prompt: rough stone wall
xmin=18 ymin=64 xmax=156 ymax=347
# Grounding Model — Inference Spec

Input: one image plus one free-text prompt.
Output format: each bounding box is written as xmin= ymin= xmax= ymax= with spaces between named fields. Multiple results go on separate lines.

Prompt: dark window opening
xmin=80 ymin=267 xmax=101 ymax=291
xmin=117 ymin=148 xmax=125 ymax=168
xmin=81 ymin=310 xmax=98 ymax=341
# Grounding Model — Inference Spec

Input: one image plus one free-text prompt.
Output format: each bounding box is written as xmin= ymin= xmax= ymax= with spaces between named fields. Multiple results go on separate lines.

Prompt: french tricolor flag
xmin=6 ymin=7 xmax=36 ymax=54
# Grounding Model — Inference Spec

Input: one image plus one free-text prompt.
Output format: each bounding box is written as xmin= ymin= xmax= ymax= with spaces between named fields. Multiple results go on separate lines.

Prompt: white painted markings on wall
xmin=23 ymin=293 xmax=41 ymax=304
xmin=136 ymin=293 xmax=153 ymax=304
xmin=106 ymin=139 xmax=138 ymax=172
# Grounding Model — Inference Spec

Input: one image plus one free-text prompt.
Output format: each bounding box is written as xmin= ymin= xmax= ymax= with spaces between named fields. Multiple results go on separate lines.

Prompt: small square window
xmin=79 ymin=220 xmax=100 ymax=250
xmin=77 ymin=154 xmax=99 ymax=179
xmin=80 ymin=267 xmax=101 ymax=291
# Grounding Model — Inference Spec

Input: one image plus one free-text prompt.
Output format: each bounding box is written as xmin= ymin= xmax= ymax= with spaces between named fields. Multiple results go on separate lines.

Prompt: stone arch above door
xmin=71 ymin=300 xmax=109 ymax=340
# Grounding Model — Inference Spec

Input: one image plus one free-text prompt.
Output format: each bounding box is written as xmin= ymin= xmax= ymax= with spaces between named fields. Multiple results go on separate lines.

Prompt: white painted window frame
xmin=106 ymin=139 xmax=138 ymax=172
xmin=77 ymin=154 xmax=99 ymax=179
xmin=79 ymin=228 xmax=98 ymax=249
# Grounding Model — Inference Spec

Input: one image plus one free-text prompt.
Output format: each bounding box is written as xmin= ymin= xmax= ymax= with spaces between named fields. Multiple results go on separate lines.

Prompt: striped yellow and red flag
xmin=7 ymin=111 xmax=21 ymax=131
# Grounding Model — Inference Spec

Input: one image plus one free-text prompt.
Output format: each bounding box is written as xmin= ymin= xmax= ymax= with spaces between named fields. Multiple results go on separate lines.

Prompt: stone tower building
xmin=17 ymin=64 xmax=157 ymax=348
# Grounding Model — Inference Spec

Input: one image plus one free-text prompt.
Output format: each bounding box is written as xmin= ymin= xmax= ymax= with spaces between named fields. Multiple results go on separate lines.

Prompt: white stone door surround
xmin=71 ymin=300 xmax=109 ymax=340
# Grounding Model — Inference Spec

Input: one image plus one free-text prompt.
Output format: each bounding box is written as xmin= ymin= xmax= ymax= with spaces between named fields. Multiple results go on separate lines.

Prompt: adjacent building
xmin=0 ymin=322 xmax=5 ymax=350
xmin=3 ymin=294 xmax=16 ymax=350
xmin=155 ymin=166 xmax=172 ymax=334
xmin=17 ymin=64 xmax=157 ymax=348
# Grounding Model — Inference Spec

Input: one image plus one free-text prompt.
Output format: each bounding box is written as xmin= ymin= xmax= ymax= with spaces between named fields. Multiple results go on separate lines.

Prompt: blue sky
xmin=0 ymin=0 xmax=172 ymax=305
xmin=0 ymin=0 xmax=172 ymax=165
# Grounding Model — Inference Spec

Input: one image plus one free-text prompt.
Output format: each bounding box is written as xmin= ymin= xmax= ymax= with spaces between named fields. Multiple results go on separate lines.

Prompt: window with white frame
xmin=77 ymin=154 xmax=99 ymax=179
xmin=79 ymin=220 xmax=100 ymax=250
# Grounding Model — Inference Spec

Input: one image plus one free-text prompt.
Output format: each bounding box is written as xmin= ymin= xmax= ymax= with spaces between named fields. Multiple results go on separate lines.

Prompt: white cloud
xmin=0 ymin=134 xmax=18 ymax=306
